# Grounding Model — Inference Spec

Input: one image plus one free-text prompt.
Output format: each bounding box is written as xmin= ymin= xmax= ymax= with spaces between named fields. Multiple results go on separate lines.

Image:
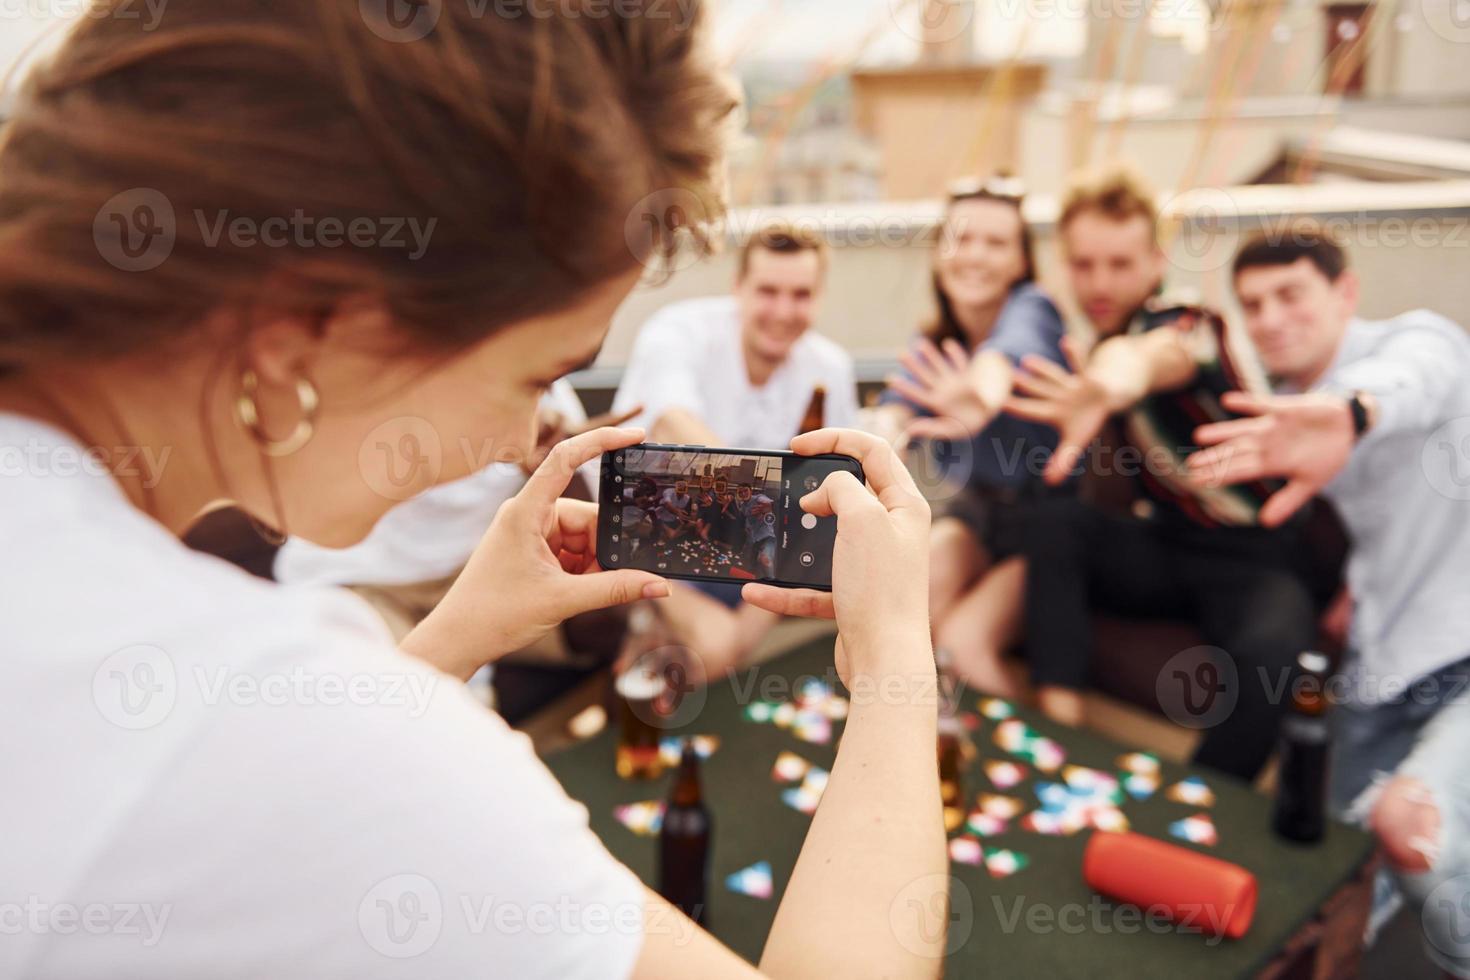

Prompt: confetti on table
xmin=1025 ymin=774 xmax=1121 ymax=836
xmin=1166 ymin=777 xmax=1216 ymax=808
xmin=726 ymin=861 xmax=774 ymax=900
xmin=1035 ymin=781 xmax=1073 ymax=811
xmin=771 ymin=751 xmax=812 ymax=783
xmin=983 ymin=847 xmax=1030 ymax=879
xmin=744 ymin=682 xmax=845 ymax=745
xmin=1062 ymin=766 xmax=1122 ymax=801
xmin=796 ymin=678 xmax=849 ymax=715
xmin=1122 ymin=772 xmax=1160 ymax=801
xmin=745 ymin=701 xmax=779 ymax=724
xmin=1021 ymin=808 xmax=1086 ymax=836
xmin=659 ymin=734 xmax=721 ymax=767
xmin=964 ymin=811 xmax=1008 ymax=837
xmin=820 ymin=698 xmax=850 ymax=722
xmin=993 ymin=720 xmax=1066 ymax=772
xmin=993 ymin=719 xmax=1029 ymax=753
xmin=792 ymin=714 xmax=832 ymax=745
xmin=1170 ymin=813 xmax=1219 ymax=847
xmin=1089 ymin=807 xmax=1131 ymax=833
xmin=949 ymin=837 xmax=985 ymax=866
xmin=976 ymin=794 xmax=1025 ymax=820
xmin=780 ymin=766 xmax=829 ymax=815
xmin=792 ymin=680 xmax=848 ymax=732
xmin=565 ymin=704 xmax=607 ymax=740
xmin=959 ymin=711 xmax=982 ymax=732
xmin=979 ymin=698 xmax=1016 ymax=721
xmin=612 ymin=801 xmax=664 ymax=837
xmin=1117 ymin=752 xmax=1161 ymax=776
xmin=1027 ymin=736 xmax=1066 ymax=773
xmin=983 ymin=760 xmax=1028 ymax=790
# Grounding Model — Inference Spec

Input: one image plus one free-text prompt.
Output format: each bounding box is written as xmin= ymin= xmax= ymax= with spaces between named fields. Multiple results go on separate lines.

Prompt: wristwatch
xmin=1345 ymin=390 xmax=1373 ymax=440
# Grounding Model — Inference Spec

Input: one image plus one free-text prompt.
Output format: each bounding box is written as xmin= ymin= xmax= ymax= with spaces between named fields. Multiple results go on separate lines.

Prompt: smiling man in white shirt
xmin=610 ymin=224 xmax=859 ymax=670
xmin=613 ymin=223 xmax=858 ymax=449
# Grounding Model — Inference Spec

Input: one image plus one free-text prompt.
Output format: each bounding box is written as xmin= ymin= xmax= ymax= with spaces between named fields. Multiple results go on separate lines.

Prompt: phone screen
xmin=598 ymin=444 xmax=863 ymax=590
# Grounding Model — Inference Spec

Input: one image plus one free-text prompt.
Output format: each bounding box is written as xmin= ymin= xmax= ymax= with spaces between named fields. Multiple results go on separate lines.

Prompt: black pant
xmin=1024 ymin=497 xmax=1318 ymax=781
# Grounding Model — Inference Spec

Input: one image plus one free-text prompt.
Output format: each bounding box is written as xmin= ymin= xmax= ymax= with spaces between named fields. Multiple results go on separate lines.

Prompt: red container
xmin=1082 ymin=831 xmax=1257 ymax=940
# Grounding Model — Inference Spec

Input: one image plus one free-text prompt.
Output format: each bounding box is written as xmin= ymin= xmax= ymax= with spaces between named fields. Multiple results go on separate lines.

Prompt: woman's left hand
xmin=402 ymin=427 xmax=669 ymax=680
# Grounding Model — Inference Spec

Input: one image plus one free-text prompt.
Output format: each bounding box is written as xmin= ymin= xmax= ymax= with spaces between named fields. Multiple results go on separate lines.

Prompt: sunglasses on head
xmin=947 ymin=174 xmax=1027 ymax=204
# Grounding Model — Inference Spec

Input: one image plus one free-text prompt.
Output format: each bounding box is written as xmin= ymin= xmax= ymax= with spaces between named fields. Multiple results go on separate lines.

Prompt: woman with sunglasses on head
xmin=0 ymin=3 xmax=946 ymax=977
xmin=876 ymin=177 xmax=1071 ymax=698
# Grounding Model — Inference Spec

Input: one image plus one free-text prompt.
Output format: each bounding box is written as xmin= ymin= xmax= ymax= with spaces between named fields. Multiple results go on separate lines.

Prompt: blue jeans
xmin=1330 ymin=655 xmax=1470 ymax=977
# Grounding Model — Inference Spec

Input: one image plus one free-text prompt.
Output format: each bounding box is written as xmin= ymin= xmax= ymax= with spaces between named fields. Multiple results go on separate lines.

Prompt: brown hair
xmin=925 ymin=177 xmax=1036 ymax=348
xmin=0 ymin=0 xmax=736 ymax=374
xmin=736 ymin=222 xmax=828 ymax=280
xmin=1058 ymin=168 xmax=1159 ymax=240
xmin=1233 ymin=222 xmax=1348 ymax=282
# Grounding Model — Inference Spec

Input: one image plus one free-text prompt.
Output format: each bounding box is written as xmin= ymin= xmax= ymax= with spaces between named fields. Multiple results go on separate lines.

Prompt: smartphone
xmin=598 ymin=444 xmax=863 ymax=591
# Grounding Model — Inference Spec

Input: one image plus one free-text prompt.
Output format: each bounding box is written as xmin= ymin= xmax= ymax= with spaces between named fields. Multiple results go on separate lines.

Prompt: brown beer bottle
xmin=1272 ymin=651 xmax=1332 ymax=843
xmin=798 ymin=385 xmax=827 ymax=434
xmin=935 ymin=648 xmax=966 ymax=832
xmin=658 ymin=741 xmax=712 ymax=925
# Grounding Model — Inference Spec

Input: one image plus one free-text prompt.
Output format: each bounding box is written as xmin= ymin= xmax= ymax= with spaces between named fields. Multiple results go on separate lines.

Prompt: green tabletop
xmin=543 ymin=638 xmax=1374 ymax=977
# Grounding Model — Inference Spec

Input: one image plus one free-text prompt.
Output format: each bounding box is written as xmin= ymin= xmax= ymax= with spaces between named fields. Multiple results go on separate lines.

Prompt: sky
xmin=0 ymin=0 xmax=1209 ymax=92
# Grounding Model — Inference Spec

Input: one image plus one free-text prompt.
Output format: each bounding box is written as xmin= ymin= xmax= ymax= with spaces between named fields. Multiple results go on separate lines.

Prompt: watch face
xmin=1348 ymin=392 xmax=1370 ymax=437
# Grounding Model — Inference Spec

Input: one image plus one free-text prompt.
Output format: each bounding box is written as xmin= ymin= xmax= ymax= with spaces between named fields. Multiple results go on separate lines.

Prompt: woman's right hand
xmin=741 ymin=429 xmax=932 ymax=683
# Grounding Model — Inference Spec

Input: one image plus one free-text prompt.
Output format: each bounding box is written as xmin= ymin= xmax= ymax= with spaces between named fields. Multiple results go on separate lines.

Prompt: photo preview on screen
xmin=601 ymin=446 xmax=856 ymax=589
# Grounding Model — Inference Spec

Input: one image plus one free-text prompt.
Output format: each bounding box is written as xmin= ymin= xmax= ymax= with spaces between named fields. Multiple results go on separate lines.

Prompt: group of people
xmin=621 ymin=473 xmax=777 ymax=579
xmin=607 ymin=170 xmax=1470 ymax=967
xmin=2 ymin=0 xmax=1466 ymax=977
xmin=275 ymin=150 xmax=1470 ymax=976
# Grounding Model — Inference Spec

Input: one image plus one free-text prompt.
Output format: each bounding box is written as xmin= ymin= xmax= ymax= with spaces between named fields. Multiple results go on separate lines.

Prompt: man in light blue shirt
xmin=1188 ymin=224 xmax=1470 ymax=976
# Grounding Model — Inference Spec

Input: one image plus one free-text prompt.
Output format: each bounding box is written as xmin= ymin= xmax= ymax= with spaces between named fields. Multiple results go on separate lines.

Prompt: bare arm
xmin=633 ymin=433 xmax=946 ymax=978
xmin=758 ymin=633 xmax=944 ymax=976
xmin=631 ymin=636 xmax=944 ymax=980
xmin=743 ymin=429 xmax=948 ymax=977
xmin=1007 ymin=331 xmax=1198 ymax=485
xmin=1084 ymin=328 xmax=1199 ymax=414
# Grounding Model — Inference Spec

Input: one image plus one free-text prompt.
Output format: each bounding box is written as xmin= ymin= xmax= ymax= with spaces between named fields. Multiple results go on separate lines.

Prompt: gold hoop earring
xmin=235 ymin=370 xmax=320 ymax=457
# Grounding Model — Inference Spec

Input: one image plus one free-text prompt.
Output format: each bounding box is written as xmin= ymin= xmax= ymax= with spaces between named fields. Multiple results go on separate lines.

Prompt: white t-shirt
xmin=612 ymin=296 xmax=859 ymax=450
xmin=275 ymin=380 xmax=594 ymax=587
xmin=0 ymin=414 xmax=645 ymax=978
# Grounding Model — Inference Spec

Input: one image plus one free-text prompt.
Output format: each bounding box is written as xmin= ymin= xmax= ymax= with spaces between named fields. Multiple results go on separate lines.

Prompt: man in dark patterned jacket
xmin=1006 ymin=170 xmax=1320 ymax=781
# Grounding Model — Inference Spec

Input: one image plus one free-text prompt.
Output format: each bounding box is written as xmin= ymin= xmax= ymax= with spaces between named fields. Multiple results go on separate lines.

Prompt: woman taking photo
xmin=877 ymin=178 xmax=1070 ymax=699
xmin=0 ymin=2 xmax=944 ymax=977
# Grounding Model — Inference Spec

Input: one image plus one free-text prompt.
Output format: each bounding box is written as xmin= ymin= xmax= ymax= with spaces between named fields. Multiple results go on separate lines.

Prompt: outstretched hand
xmin=887 ymin=338 xmax=997 ymax=443
xmin=1186 ymin=391 xmax=1357 ymax=527
xmin=1004 ymin=336 xmax=1102 ymax=485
